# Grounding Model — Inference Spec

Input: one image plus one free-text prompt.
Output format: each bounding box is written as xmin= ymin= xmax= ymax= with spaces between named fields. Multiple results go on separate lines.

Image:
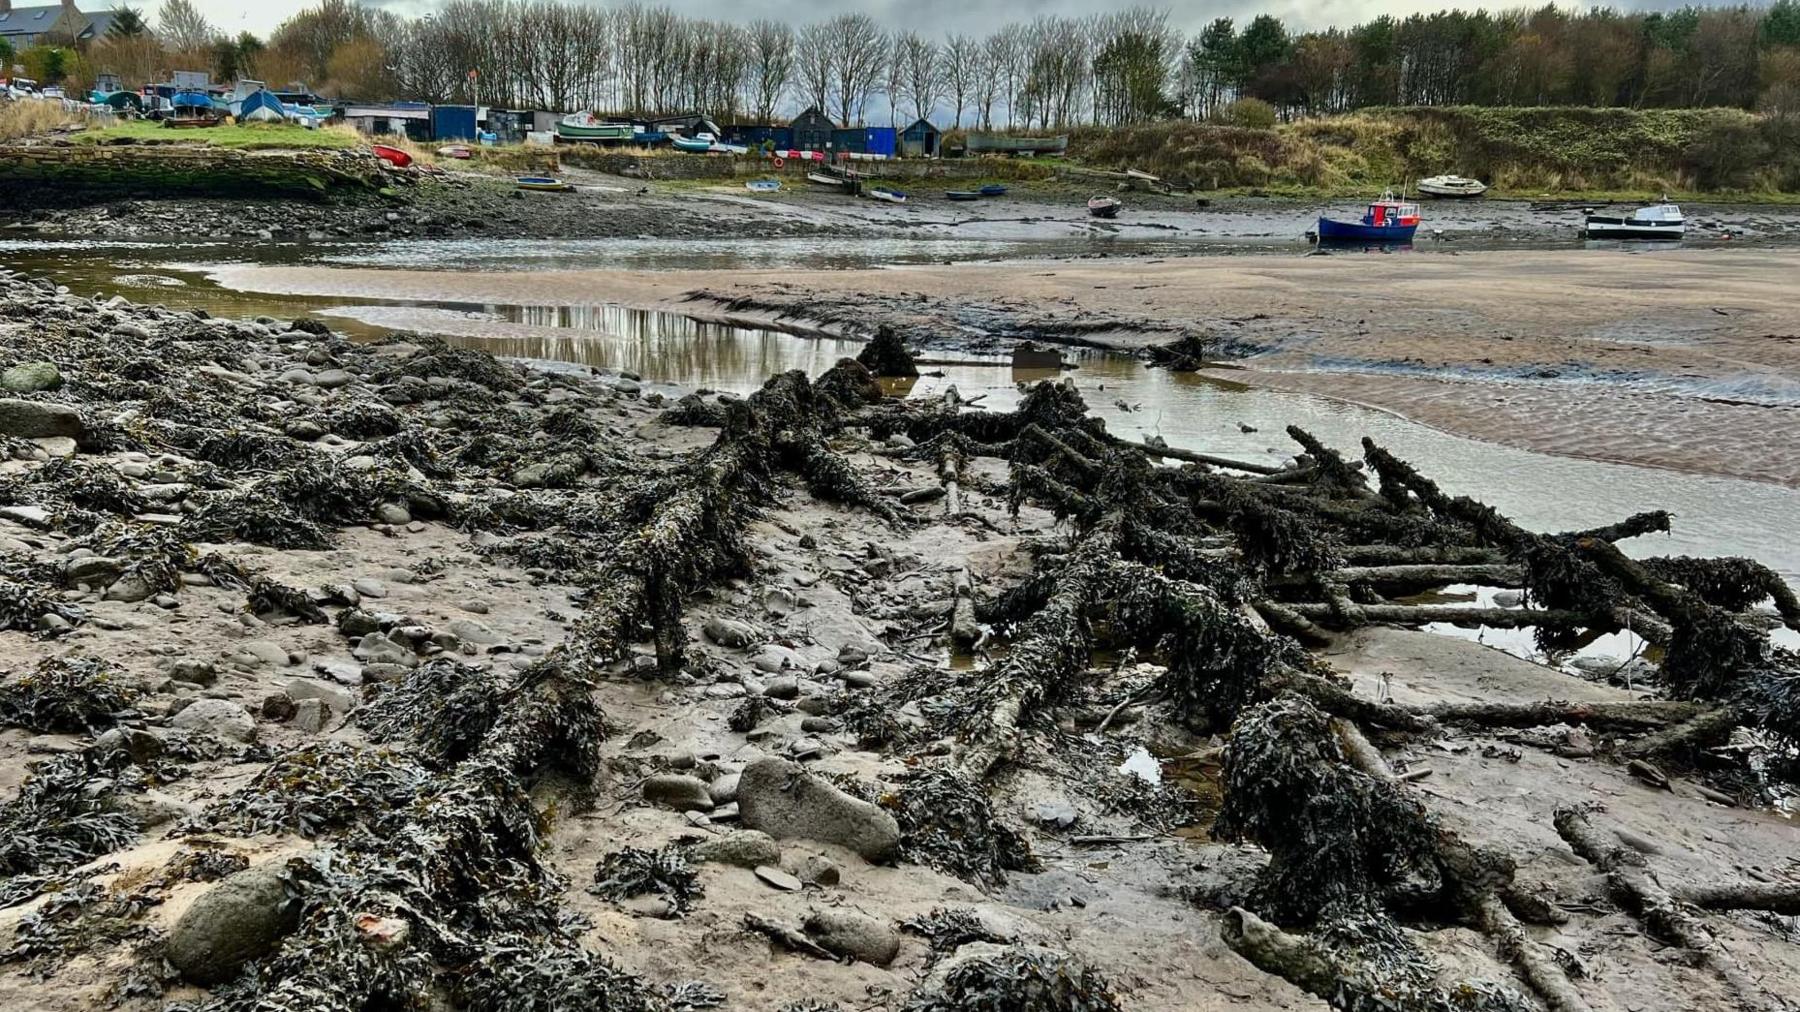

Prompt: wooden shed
xmin=900 ymin=118 xmax=941 ymax=158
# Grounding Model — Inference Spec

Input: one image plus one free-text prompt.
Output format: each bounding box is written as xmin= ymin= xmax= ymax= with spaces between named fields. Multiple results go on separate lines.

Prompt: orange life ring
xmin=772 ymin=156 xmax=785 ymax=169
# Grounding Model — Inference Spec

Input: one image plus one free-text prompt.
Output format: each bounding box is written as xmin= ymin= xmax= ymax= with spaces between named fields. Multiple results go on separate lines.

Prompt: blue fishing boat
xmin=978 ymin=184 xmax=1007 ymax=196
xmin=236 ymin=89 xmax=287 ymax=123
xmin=1315 ymin=194 xmax=1420 ymax=243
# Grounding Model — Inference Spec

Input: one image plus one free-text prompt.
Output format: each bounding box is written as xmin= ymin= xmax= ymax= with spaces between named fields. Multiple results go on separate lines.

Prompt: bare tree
xmin=796 ymin=21 xmax=833 ymax=117
xmin=941 ymin=32 xmax=976 ymax=128
xmin=157 ymin=0 xmax=216 ymax=56
xmin=824 ymin=13 xmax=887 ymax=126
xmin=748 ymin=19 xmax=794 ymax=123
xmin=896 ymin=31 xmax=940 ymax=123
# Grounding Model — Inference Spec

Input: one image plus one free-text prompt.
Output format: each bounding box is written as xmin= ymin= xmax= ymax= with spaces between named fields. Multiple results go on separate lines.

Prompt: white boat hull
xmin=1418 ymin=181 xmax=1487 ymax=198
xmin=1583 ymin=222 xmax=1685 ymax=240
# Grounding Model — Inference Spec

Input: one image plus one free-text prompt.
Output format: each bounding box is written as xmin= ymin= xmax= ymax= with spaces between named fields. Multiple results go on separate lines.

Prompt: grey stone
xmin=170 ymin=699 xmax=255 ymax=742
xmin=291 ymin=698 xmax=328 ymax=733
xmin=737 ymin=757 xmax=900 ymax=862
xmin=709 ymin=773 xmax=740 ymax=804
xmin=0 ymin=399 xmax=82 ymax=441
xmin=170 ymin=659 xmax=217 ymax=686
xmin=374 ymin=502 xmax=411 ymax=525
xmin=314 ymin=370 xmax=356 ymax=390
xmin=353 ymin=630 xmax=414 ymax=666
xmin=283 ymin=677 xmax=356 ymax=714
xmin=643 ymin=774 xmax=714 ymax=812
xmin=261 ymin=693 xmax=297 ymax=721
xmin=1 ymin=362 xmax=63 ymax=393
xmin=337 ymin=609 xmax=380 ymax=637
xmin=64 ymin=555 xmax=124 ymax=587
xmin=1491 ymin=589 xmax=1525 ymax=608
xmin=237 ymin=640 xmax=290 ymax=668
xmin=448 ymin=619 xmax=500 ymax=645
xmin=103 ymin=572 xmax=157 ymax=603
xmin=0 ymin=504 xmax=51 ymax=529
xmin=803 ymin=908 xmax=900 ymax=966
xmin=798 ymin=854 xmax=841 ymax=887
xmin=359 ymin=662 xmax=412 ymax=684
xmin=352 ymin=577 xmax=389 ymax=599
xmin=753 ymin=644 xmax=800 ymax=673
xmin=93 ymin=727 xmax=163 ymax=763
xmin=762 ymin=676 xmax=799 ymax=700
xmin=284 ymin=419 xmax=325 ymax=441
xmin=755 ymin=865 xmax=802 ymax=891
xmin=1031 ymin=800 xmax=1079 ymax=830
xmin=694 ymin=829 xmax=780 ymax=868
xmin=277 ymin=368 xmax=317 ymax=386
xmin=165 ymin=863 xmax=301 ymax=985
xmin=703 ymin=615 xmax=759 ymax=648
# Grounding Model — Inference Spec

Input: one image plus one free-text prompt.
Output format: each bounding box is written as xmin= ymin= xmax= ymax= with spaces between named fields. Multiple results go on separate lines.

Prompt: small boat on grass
xmin=672 ymin=135 xmax=713 ymax=153
xmin=979 ymin=183 xmax=1007 ymax=197
xmin=746 ymin=179 xmax=782 ymax=193
xmin=1315 ymin=194 xmax=1418 ymax=242
xmin=867 ymin=186 xmax=907 ymax=204
xmin=236 ymin=88 xmax=286 ymax=123
xmin=1087 ymin=196 xmax=1121 ymax=218
xmin=557 ymin=113 xmax=634 ymax=143
xmin=946 ymin=190 xmax=981 ymax=201
xmin=437 ymin=145 xmax=472 ymax=159
xmin=808 ymin=171 xmax=853 ymax=191
xmin=1418 ymin=174 xmax=1488 ymax=198
xmin=517 ymin=176 xmax=574 ymax=192
xmin=372 ymin=144 xmax=413 ymax=168
xmin=1583 ymin=202 xmax=1684 ymax=241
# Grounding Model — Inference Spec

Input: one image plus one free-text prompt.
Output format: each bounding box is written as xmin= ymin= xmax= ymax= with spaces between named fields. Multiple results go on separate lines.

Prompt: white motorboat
xmin=1417 ymin=174 xmax=1488 ymax=198
xmin=1582 ymin=202 xmax=1684 ymax=241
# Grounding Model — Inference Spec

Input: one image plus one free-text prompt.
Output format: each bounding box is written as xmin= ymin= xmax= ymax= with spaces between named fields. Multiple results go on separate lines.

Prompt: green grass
xmin=72 ymin=121 xmax=361 ymax=150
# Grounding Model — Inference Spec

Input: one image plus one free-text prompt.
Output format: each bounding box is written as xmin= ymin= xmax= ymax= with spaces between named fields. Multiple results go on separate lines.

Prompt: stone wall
xmin=0 ymin=143 xmax=388 ymax=206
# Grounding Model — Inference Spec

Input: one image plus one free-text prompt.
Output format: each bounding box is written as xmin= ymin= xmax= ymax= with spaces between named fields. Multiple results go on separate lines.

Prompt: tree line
xmin=13 ymin=0 xmax=1800 ymax=130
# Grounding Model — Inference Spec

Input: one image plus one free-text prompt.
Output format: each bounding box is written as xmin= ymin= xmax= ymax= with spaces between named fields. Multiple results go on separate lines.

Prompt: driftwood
xmin=1426 ymin=699 xmax=1709 ymax=731
xmin=1673 ymin=881 xmax=1800 ymax=915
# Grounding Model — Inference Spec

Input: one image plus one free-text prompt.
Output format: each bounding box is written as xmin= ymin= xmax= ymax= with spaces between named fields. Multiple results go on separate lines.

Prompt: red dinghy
xmin=372 ymin=144 xmax=413 ymax=168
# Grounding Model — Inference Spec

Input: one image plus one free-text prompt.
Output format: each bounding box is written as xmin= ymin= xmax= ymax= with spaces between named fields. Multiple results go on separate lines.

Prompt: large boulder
xmin=736 ymin=757 xmax=899 ymax=863
xmin=165 ymin=863 xmax=301 ymax=985
xmin=0 ymin=398 xmax=83 ymax=440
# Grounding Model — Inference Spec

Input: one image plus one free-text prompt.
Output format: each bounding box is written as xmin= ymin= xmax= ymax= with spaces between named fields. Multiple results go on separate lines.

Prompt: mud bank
xmin=1 ymin=262 xmax=1798 ymax=1012
xmin=209 ymin=247 xmax=1800 ymax=486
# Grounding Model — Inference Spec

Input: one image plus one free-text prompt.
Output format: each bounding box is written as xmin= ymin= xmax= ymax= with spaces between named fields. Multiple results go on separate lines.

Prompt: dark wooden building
xmin=789 ymin=107 xmax=836 ymax=151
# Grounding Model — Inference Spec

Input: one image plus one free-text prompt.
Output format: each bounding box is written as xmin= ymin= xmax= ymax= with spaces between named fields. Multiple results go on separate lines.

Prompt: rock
xmin=762 ymin=675 xmax=800 ymax=700
xmin=1491 ymin=589 xmax=1525 ymax=609
xmin=277 ymin=368 xmax=317 ymax=386
xmin=31 ymin=435 xmax=76 ymax=458
xmin=374 ymin=502 xmax=412 ymax=525
xmin=284 ymin=419 xmax=326 ymax=441
xmin=448 ymin=619 xmax=500 ymax=645
xmin=841 ymin=671 xmax=877 ymax=690
xmin=314 ymin=369 xmax=356 ymax=389
xmin=1 ymin=362 xmax=63 ymax=393
xmin=64 ymin=555 xmax=124 ymax=587
xmin=93 ymin=727 xmax=163 ymax=763
xmin=283 ymin=677 xmax=356 ymax=714
xmin=0 ymin=504 xmax=51 ymax=529
xmin=755 ymin=865 xmax=803 ymax=891
xmin=1031 ymin=800 xmax=1079 ymax=830
xmin=337 ymin=609 xmax=381 ymax=637
xmin=113 ymin=788 xmax=193 ymax=827
xmin=803 ymin=908 xmax=900 ymax=966
xmin=352 ymin=577 xmax=389 ymax=599
xmin=642 ymin=774 xmax=714 ymax=811
xmin=236 ymin=640 xmax=290 ymax=668
xmin=165 ymin=863 xmax=301 ymax=985
xmin=103 ymin=572 xmax=157 ymax=603
xmin=261 ymin=692 xmax=298 ymax=721
xmin=352 ymin=630 xmax=414 ymax=666
xmin=292 ymin=698 xmax=328 ymax=733
xmin=703 ymin=615 xmax=759 ymax=648
xmin=709 ymin=772 xmax=740 ymax=804
xmin=694 ymin=829 xmax=780 ymax=868
xmin=169 ymin=655 xmax=216 ymax=684
xmin=798 ymin=854 xmax=841 ymax=887
xmin=359 ymin=663 xmax=411 ymax=684
xmin=737 ymin=757 xmax=900 ymax=863
xmin=170 ymin=699 xmax=256 ymax=742
xmin=837 ymin=645 xmax=870 ymax=667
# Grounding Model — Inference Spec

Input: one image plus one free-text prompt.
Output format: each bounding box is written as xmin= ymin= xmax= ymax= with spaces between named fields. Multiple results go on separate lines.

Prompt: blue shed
xmin=431 ymin=104 xmax=478 ymax=141
xmin=725 ymin=124 xmax=794 ymax=151
xmin=900 ymin=118 xmax=941 ymax=158
xmin=831 ymin=127 xmax=896 ymax=157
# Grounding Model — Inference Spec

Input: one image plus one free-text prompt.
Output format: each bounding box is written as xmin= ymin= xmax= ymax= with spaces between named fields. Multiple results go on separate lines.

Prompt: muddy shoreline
xmin=1 ymin=261 xmax=1797 ymax=1011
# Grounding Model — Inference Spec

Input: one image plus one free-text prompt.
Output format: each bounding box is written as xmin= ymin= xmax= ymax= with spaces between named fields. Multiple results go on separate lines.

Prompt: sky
xmin=175 ymin=0 xmax=1702 ymax=46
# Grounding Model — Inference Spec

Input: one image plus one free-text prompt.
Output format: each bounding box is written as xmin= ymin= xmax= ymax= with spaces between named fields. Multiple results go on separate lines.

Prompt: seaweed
xmin=900 ymin=907 xmax=1015 ymax=957
xmin=855 ymin=325 xmax=918 ymax=378
xmin=193 ymin=742 xmax=429 ymax=838
xmin=0 ymin=749 xmax=144 ymax=885
xmin=902 ymin=946 xmax=1122 ymax=1012
xmin=356 ymin=659 xmax=506 ymax=766
xmin=0 ymin=656 xmax=138 ymax=734
xmin=883 ymin=768 xmax=1036 ymax=890
xmin=589 ymin=845 xmax=702 ymax=914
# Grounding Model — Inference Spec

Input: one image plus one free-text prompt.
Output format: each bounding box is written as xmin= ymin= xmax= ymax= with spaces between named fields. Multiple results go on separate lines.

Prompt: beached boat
xmin=979 ymin=184 xmax=1007 ymax=197
xmin=671 ymin=135 xmax=713 ymax=153
xmin=372 ymin=144 xmax=413 ymax=168
xmin=1417 ymin=174 xmax=1488 ymax=198
xmin=746 ymin=179 xmax=782 ymax=193
xmin=867 ymin=186 xmax=907 ymax=204
xmin=1087 ymin=196 xmax=1121 ymax=218
xmin=1583 ymin=202 xmax=1684 ymax=241
xmin=556 ymin=113 xmax=635 ymax=143
xmin=807 ymin=172 xmax=853 ymax=192
xmin=437 ymin=145 xmax=473 ymax=159
xmin=1315 ymin=194 xmax=1419 ymax=242
xmin=517 ymin=176 xmax=574 ymax=192
xmin=946 ymin=190 xmax=981 ymax=201
xmin=236 ymin=88 xmax=286 ymax=123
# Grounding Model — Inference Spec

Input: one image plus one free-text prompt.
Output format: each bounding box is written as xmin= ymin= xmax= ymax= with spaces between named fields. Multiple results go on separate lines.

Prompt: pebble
xmin=703 ymin=615 xmax=759 ymax=648
xmin=352 ymin=577 xmax=389 ymax=599
xmin=170 ymin=699 xmax=256 ymax=742
xmin=754 ymin=865 xmax=803 ymax=892
xmin=642 ymin=774 xmax=714 ymax=812
xmin=695 ymin=829 xmax=778 ymax=868
xmin=375 ymin=502 xmax=412 ymax=525
xmin=762 ymin=675 xmax=800 ymax=700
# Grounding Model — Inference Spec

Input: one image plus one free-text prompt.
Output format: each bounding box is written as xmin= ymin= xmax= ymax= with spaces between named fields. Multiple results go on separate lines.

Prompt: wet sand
xmin=211 ymin=247 xmax=1800 ymax=486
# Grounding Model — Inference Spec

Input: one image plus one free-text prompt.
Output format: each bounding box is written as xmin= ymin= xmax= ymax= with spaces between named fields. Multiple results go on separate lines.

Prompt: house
xmin=831 ymin=126 xmax=895 ymax=158
xmin=344 ymin=101 xmax=433 ymax=142
xmin=899 ymin=118 xmax=940 ymax=159
xmin=789 ymin=107 xmax=835 ymax=152
xmin=0 ymin=0 xmax=119 ymax=49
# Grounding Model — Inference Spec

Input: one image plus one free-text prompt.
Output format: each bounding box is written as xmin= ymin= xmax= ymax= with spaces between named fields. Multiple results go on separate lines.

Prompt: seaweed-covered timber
xmin=1 ymin=264 xmax=1797 ymax=1011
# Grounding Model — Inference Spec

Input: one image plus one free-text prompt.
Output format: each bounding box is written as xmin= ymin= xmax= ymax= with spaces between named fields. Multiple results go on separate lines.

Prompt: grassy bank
xmin=71 ymin=121 xmax=362 ymax=150
xmin=1061 ymin=107 xmax=1796 ymax=200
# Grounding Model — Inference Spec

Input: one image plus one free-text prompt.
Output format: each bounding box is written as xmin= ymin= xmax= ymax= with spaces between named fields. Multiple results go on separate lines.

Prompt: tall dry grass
xmin=0 ymin=98 xmax=89 ymax=142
